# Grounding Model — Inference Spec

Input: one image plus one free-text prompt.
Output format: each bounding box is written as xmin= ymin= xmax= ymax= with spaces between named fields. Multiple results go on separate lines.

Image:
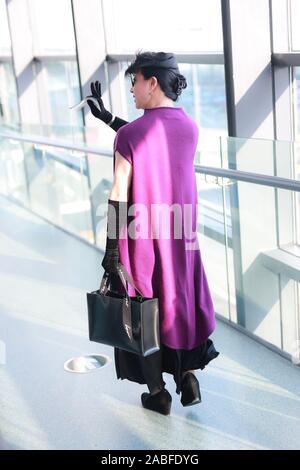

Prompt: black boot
xmin=180 ymin=372 xmax=202 ymax=407
xmin=141 ymin=389 xmax=172 ymax=415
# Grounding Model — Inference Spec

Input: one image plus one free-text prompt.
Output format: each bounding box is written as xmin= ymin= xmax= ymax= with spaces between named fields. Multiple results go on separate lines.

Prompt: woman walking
xmin=87 ymin=51 xmax=219 ymax=415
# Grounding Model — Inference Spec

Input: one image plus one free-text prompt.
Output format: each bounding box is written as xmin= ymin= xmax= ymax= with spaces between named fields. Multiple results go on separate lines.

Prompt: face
xmin=130 ymin=71 xmax=156 ymax=109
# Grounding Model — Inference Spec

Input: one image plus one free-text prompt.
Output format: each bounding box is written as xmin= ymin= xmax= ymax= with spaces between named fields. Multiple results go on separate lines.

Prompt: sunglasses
xmin=130 ymin=75 xmax=137 ymax=87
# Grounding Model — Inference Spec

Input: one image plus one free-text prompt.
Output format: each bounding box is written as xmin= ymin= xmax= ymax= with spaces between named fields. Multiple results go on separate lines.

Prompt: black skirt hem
xmin=114 ymin=338 xmax=220 ymax=394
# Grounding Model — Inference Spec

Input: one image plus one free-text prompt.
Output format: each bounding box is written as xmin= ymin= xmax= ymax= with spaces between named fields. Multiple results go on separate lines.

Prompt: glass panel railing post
xmin=220 ymin=136 xmax=233 ymax=322
xmin=22 ymin=140 xmax=31 ymax=209
xmin=227 ymin=136 xmax=246 ymax=327
xmin=84 ymin=153 xmax=97 ymax=245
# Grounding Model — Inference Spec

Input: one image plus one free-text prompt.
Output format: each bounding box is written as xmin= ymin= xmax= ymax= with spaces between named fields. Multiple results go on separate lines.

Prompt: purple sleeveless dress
xmin=112 ymin=106 xmax=219 ymax=393
xmin=113 ymin=106 xmax=216 ymax=350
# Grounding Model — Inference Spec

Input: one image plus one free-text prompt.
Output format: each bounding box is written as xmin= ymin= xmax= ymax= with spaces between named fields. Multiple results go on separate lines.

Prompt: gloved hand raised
xmin=86 ymin=81 xmax=113 ymax=125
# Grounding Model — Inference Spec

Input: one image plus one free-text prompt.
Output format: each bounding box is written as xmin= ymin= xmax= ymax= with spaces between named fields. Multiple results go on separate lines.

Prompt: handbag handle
xmin=117 ymin=264 xmax=144 ymax=299
xmin=99 ymin=264 xmax=143 ymax=300
xmin=99 ymin=263 xmax=144 ymax=343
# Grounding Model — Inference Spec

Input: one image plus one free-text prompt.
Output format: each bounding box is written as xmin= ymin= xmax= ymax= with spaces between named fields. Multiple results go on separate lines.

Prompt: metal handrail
xmin=1 ymin=130 xmax=300 ymax=191
xmin=196 ymin=165 xmax=300 ymax=192
xmin=0 ymin=130 xmax=112 ymax=157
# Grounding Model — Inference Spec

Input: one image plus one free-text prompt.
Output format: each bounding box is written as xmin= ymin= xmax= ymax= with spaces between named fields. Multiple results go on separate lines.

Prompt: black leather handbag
xmin=87 ymin=263 xmax=160 ymax=357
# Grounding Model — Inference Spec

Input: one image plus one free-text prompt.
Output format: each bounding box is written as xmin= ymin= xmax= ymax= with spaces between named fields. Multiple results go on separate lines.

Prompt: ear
xmin=150 ymin=76 xmax=158 ymax=90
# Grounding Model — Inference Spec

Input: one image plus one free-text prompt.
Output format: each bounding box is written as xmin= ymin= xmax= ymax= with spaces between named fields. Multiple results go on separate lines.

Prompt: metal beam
xmin=106 ymin=53 xmax=224 ymax=65
xmin=272 ymin=52 xmax=300 ymax=67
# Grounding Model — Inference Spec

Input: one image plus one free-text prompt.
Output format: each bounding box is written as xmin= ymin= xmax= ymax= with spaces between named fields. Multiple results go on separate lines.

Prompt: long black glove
xmin=87 ymin=81 xmax=128 ymax=132
xmin=101 ymin=199 xmax=128 ymax=273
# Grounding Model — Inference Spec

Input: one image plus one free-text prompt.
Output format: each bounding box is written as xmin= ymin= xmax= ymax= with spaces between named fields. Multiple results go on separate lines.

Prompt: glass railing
xmin=0 ymin=122 xmax=115 ymax=152
xmin=4 ymin=122 xmax=300 ymax=176
xmin=195 ymin=171 xmax=300 ymax=361
xmin=219 ymin=135 xmax=300 ymax=178
xmin=0 ymin=128 xmax=300 ymax=364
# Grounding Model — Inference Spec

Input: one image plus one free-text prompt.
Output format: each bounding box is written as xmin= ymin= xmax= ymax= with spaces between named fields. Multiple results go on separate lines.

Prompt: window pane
xmin=39 ymin=61 xmax=83 ymax=128
xmin=294 ymin=67 xmax=300 ymax=139
xmin=0 ymin=62 xmax=19 ymax=125
xmin=0 ymin=0 xmax=11 ymax=56
xmin=293 ymin=68 xmax=300 ymax=246
xmin=28 ymin=0 xmax=76 ymax=54
xmin=109 ymin=0 xmax=223 ymax=53
xmin=290 ymin=0 xmax=300 ymax=51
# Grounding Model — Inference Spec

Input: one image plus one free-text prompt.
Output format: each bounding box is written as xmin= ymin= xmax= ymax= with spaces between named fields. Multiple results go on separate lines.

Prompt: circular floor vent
xmin=64 ymin=354 xmax=110 ymax=373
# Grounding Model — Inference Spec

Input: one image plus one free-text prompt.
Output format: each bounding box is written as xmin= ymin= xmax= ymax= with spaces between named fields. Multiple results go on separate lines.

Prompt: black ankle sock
xmin=150 ymin=387 xmax=164 ymax=396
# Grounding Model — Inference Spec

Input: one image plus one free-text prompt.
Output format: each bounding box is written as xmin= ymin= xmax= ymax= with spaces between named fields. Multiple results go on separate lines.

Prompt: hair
xmin=124 ymin=50 xmax=187 ymax=102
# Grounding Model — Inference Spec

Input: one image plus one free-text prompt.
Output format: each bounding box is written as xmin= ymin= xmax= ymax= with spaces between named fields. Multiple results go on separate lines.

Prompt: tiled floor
xmin=0 ymin=195 xmax=299 ymax=450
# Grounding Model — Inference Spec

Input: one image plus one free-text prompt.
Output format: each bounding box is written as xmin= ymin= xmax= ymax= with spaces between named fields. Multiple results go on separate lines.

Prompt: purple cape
xmin=113 ymin=106 xmax=216 ymax=349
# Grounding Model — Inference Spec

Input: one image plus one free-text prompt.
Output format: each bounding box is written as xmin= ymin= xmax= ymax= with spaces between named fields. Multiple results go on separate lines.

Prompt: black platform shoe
xmin=141 ymin=389 xmax=172 ymax=415
xmin=180 ymin=372 xmax=202 ymax=407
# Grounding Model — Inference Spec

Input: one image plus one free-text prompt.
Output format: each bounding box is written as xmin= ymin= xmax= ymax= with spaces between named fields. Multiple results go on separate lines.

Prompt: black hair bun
xmin=174 ymin=74 xmax=187 ymax=96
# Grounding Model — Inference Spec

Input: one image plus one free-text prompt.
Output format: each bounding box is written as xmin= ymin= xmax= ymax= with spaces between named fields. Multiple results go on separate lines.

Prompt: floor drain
xmin=64 ymin=354 xmax=110 ymax=373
